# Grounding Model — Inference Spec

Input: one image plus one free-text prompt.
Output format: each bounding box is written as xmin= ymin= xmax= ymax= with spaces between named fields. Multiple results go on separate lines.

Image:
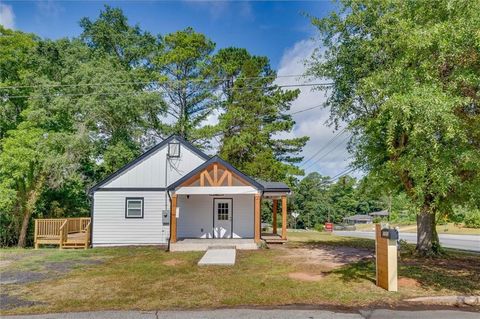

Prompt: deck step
xmin=263 ymin=237 xmax=287 ymax=244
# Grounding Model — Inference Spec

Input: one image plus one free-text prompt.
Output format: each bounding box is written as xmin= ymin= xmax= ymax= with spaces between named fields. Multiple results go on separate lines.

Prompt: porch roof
xmin=174 ymin=186 xmax=258 ymax=195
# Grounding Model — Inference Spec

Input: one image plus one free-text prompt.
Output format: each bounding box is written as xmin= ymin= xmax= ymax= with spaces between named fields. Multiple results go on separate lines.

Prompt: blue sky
xmin=2 ymin=1 xmax=335 ymax=68
xmin=0 ymin=1 xmax=354 ymax=178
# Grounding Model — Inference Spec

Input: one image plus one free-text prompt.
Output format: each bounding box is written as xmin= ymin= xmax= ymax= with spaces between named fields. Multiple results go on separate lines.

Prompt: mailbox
xmin=380 ymin=228 xmax=398 ymax=240
xmin=376 ymin=224 xmax=398 ymax=292
xmin=162 ymin=209 xmax=170 ymax=225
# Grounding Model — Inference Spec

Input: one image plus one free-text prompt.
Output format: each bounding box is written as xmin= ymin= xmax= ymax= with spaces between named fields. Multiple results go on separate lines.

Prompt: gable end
xmin=89 ymin=135 xmax=209 ymax=194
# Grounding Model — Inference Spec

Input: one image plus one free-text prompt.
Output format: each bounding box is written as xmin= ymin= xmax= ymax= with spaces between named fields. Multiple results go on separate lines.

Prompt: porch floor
xmin=170 ymin=238 xmax=258 ymax=252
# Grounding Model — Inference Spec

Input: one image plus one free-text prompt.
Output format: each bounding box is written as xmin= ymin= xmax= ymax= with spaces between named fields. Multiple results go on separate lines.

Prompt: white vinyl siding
xmin=102 ymin=139 xmax=206 ymax=188
xmin=177 ymin=195 xmax=213 ymax=238
xmin=92 ymin=191 xmax=169 ymax=246
xmin=177 ymin=194 xmax=254 ymax=239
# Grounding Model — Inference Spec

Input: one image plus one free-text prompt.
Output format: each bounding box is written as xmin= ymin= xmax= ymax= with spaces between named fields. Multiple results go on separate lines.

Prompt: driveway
xmin=334 ymin=231 xmax=480 ymax=252
xmin=2 ymin=309 xmax=479 ymax=319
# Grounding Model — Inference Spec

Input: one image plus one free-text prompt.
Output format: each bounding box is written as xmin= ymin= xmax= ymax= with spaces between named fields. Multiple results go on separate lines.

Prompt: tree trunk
xmin=17 ymin=176 xmax=45 ymax=248
xmin=416 ymin=205 xmax=440 ymax=255
xmin=17 ymin=207 xmax=32 ymax=248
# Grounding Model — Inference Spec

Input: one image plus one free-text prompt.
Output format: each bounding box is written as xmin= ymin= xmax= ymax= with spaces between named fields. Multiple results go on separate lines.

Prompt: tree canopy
xmin=0 ymin=6 xmax=308 ymax=247
xmin=307 ymin=0 xmax=480 ymax=254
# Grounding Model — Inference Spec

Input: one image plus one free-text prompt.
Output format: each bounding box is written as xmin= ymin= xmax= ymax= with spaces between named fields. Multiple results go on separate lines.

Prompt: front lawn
xmin=1 ymin=232 xmax=479 ymax=315
xmin=354 ymin=223 xmax=480 ymax=235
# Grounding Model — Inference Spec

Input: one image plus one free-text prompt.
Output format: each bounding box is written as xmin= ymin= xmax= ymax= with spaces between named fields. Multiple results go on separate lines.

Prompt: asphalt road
xmin=2 ymin=309 xmax=479 ymax=319
xmin=334 ymin=231 xmax=480 ymax=252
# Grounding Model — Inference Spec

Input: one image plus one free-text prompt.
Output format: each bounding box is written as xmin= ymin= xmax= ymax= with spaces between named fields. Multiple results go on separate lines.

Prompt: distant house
xmin=343 ymin=214 xmax=373 ymax=224
xmin=369 ymin=210 xmax=390 ymax=219
xmin=88 ymin=135 xmax=290 ymax=251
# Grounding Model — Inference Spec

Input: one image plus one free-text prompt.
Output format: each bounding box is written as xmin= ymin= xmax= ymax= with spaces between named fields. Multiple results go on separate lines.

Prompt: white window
xmin=126 ymin=198 xmax=144 ymax=218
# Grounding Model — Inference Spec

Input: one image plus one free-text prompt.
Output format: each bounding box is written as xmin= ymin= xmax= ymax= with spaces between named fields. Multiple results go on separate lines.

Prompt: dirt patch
xmin=288 ymin=272 xmax=325 ymax=282
xmin=163 ymin=259 xmax=184 ymax=266
xmin=0 ymin=271 xmax=48 ymax=285
xmin=275 ymin=244 xmax=373 ymax=271
xmin=0 ymin=259 xmax=104 ymax=285
xmin=398 ymin=277 xmax=421 ymax=288
xmin=0 ymin=260 xmax=13 ymax=268
xmin=0 ymin=293 xmax=44 ymax=310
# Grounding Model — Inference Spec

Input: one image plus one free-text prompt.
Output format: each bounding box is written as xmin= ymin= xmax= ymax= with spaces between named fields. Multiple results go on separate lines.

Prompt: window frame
xmin=167 ymin=142 xmax=181 ymax=158
xmin=125 ymin=197 xmax=144 ymax=219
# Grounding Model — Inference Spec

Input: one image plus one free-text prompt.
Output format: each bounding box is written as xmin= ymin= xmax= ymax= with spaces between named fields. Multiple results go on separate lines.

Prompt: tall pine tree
xmin=213 ymin=48 xmax=308 ymax=182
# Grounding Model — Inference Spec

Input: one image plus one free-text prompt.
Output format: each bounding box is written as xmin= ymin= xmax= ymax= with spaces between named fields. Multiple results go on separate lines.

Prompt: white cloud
xmin=0 ymin=3 xmax=15 ymax=29
xmin=276 ymin=39 xmax=355 ymax=179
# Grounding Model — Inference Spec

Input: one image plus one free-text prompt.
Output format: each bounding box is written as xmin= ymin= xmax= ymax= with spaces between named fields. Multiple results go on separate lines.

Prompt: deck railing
xmin=34 ymin=217 xmax=91 ymax=249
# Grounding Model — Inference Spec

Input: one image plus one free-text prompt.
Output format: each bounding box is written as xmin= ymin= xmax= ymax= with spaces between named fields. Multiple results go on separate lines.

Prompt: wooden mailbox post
xmin=375 ymin=224 xmax=398 ymax=292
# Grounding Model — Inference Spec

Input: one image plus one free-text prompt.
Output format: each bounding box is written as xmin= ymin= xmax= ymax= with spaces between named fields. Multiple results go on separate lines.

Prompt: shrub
xmin=464 ymin=209 xmax=480 ymax=228
xmin=314 ymin=223 xmax=325 ymax=232
xmin=372 ymin=217 xmax=382 ymax=223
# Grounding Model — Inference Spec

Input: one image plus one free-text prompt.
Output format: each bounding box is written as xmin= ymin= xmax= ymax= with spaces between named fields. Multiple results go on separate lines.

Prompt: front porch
xmin=167 ymin=156 xmax=290 ymax=247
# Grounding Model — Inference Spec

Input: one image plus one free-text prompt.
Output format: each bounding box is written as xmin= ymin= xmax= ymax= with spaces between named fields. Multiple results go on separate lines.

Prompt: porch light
xmin=168 ymin=142 xmax=180 ymax=158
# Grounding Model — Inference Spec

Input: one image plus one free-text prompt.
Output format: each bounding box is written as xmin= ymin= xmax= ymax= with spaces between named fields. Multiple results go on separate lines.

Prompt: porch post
xmin=254 ymin=194 xmax=261 ymax=243
xmin=170 ymin=194 xmax=177 ymax=243
xmin=272 ymin=199 xmax=278 ymax=235
xmin=281 ymin=195 xmax=287 ymax=240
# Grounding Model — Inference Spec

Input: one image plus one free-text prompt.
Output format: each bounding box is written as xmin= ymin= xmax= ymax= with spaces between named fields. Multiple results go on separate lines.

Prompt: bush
xmin=372 ymin=217 xmax=382 ymax=223
xmin=464 ymin=209 xmax=480 ymax=228
xmin=314 ymin=223 xmax=325 ymax=232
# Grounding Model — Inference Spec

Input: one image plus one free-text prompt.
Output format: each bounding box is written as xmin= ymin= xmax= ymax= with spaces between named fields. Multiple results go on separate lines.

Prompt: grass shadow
xmin=398 ymin=253 xmax=480 ymax=294
xmin=331 ymin=259 xmax=376 ymax=284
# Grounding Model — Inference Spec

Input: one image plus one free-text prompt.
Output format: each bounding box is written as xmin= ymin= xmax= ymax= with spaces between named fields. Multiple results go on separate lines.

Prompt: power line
xmin=304 ymin=133 xmax=351 ymax=170
xmin=328 ymin=167 xmax=356 ymax=182
xmin=0 ymin=74 xmax=331 ymax=90
xmin=301 ymin=128 xmax=347 ymax=167
xmin=289 ymin=104 xmax=323 ymax=115
xmin=1 ymin=82 xmax=334 ymax=100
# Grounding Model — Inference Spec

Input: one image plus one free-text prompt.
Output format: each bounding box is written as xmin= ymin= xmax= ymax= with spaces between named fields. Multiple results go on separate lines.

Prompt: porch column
xmin=254 ymin=194 xmax=261 ymax=243
xmin=281 ymin=195 xmax=287 ymax=240
xmin=170 ymin=194 xmax=177 ymax=243
xmin=272 ymin=199 xmax=278 ymax=235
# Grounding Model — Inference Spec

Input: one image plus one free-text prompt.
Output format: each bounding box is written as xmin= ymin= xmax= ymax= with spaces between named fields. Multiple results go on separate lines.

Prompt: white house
xmin=89 ymin=135 xmax=290 ymax=250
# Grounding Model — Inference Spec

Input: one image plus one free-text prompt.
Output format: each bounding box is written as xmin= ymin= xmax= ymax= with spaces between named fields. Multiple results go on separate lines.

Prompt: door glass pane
xmin=217 ymin=202 xmax=229 ymax=220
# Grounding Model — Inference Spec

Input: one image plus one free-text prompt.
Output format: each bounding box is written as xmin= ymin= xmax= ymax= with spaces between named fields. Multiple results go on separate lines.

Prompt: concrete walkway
xmin=3 ymin=309 xmax=479 ymax=319
xmin=198 ymin=247 xmax=236 ymax=266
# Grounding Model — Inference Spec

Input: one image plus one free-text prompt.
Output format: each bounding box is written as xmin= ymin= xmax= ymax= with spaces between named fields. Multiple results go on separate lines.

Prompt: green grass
xmin=1 ymin=232 xmax=479 ymax=315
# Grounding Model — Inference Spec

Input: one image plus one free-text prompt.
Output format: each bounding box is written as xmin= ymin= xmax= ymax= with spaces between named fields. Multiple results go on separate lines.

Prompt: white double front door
xmin=213 ymin=198 xmax=232 ymax=238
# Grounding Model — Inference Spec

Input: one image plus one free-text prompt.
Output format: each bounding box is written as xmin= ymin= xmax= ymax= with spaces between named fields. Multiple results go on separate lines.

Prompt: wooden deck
xmin=34 ymin=218 xmax=91 ymax=249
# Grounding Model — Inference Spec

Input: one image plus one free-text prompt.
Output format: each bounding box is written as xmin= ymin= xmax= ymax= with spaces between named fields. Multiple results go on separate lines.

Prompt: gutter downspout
xmin=167 ymin=189 xmax=172 ymax=251
xmin=88 ymin=192 xmax=94 ymax=248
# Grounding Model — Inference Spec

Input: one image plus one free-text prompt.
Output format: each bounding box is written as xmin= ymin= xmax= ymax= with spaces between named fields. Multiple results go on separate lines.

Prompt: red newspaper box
xmin=325 ymin=222 xmax=333 ymax=232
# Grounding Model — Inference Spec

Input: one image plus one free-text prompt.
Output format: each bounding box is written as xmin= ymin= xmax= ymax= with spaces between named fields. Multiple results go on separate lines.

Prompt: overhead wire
xmin=328 ymin=167 xmax=356 ymax=182
xmin=304 ymin=133 xmax=351 ymax=170
xmin=0 ymin=74 xmax=330 ymax=90
xmin=301 ymin=127 xmax=347 ymax=167
xmin=1 ymin=81 xmax=333 ymax=100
